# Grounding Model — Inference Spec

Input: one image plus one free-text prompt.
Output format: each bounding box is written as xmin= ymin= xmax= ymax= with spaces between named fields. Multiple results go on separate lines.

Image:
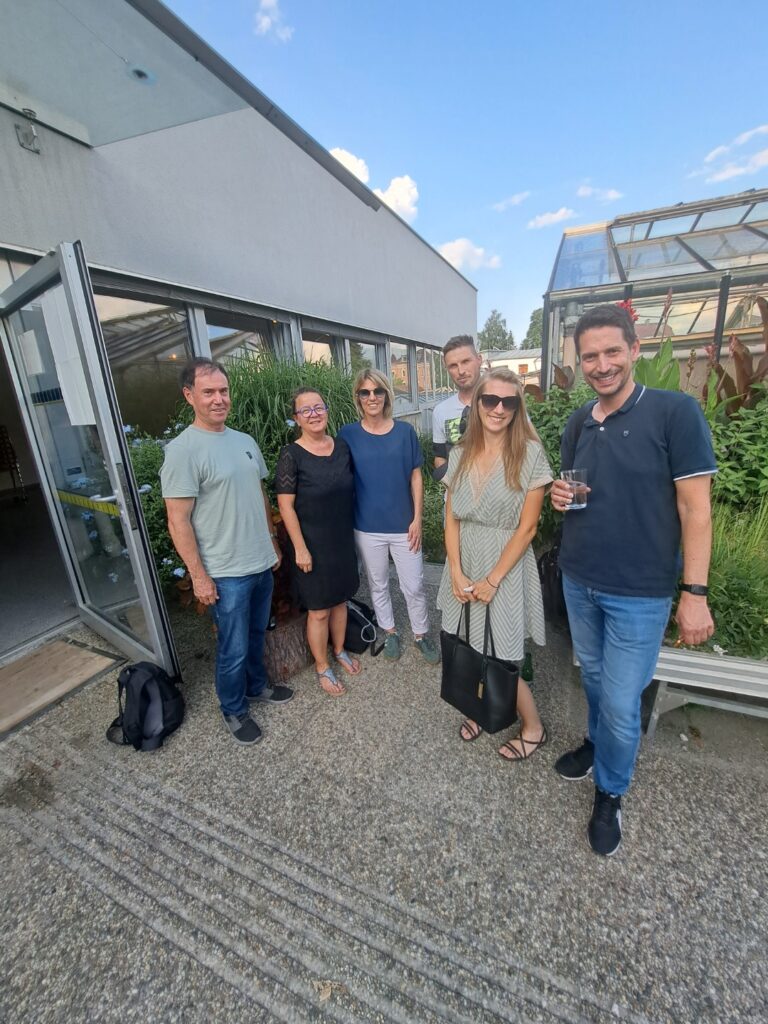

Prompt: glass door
xmin=0 ymin=242 xmax=179 ymax=676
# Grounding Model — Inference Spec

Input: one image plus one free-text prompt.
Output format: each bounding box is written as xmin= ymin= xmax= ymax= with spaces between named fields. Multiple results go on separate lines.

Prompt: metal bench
xmin=647 ymin=647 xmax=768 ymax=742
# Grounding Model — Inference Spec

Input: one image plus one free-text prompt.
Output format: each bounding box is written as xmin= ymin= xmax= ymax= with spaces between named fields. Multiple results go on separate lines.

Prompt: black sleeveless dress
xmin=275 ymin=439 xmax=359 ymax=610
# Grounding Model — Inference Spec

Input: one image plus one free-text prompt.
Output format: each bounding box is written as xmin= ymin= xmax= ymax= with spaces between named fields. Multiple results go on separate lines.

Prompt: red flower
xmin=616 ymin=298 xmax=639 ymax=322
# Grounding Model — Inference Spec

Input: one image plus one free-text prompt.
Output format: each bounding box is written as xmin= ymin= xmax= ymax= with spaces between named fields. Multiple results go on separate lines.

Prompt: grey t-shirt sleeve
xmin=251 ymin=441 xmax=269 ymax=481
xmin=160 ymin=442 xmax=199 ymax=498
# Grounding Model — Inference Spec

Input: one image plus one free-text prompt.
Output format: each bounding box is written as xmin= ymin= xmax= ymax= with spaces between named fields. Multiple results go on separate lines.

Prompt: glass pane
xmin=349 ymin=341 xmax=377 ymax=375
xmin=6 ymin=286 xmax=152 ymax=647
xmin=552 ymin=230 xmax=620 ymax=290
xmin=207 ymin=311 xmax=276 ymax=364
xmin=687 ymin=228 xmax=768 ymax=270
xmin=303 ymin=339 xmax=332 ymax=363
xmin=617 ymin=238 xmax=702 ymax=281
xmin=744 ymin=201 xmax=768 ymax=225
xmin=610 ymin=222 xmax=650 ymax=245
xmin=694 ymin=206 xmax=748 ymax=231
xmin=415 ymin=345 xmax=443 ymax=403
xmin=389 ymin=342 xmax=411 ymax=412
xmin=648 ymin=215 xmax=696 ymax=239
xmin=94 ymin=296 xmax=191 ymax=437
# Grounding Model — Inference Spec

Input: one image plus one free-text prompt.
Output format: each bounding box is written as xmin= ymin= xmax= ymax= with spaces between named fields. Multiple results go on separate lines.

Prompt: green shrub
xmin=711 ymin=402 xmax=768 ymax=508
xmin=127 ymin=430 xmax=187 ymax=586
xmin=671 ymin=498 xmax=768 ymax=659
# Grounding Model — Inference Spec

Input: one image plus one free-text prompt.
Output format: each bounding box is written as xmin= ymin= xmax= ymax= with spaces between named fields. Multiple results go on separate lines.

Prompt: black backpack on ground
xmin=344 ymin=598 xmax=384 ymax=657
xmin=107 ymin=661 xmax=184 ymax=752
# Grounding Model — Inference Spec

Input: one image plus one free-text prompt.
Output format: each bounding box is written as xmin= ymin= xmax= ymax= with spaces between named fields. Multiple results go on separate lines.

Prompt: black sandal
xmin=498 ymin=726 xmax=548 ymax=762
xmin=459 ymin=719 xmax=483 ymax=743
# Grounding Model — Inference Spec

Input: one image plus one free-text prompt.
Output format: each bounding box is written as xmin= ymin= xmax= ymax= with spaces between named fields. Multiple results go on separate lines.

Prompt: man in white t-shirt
xmin=161 ymin=358 xmax=293 ymax=746
xmin=431 ymin=335 xmax=483 ymax=480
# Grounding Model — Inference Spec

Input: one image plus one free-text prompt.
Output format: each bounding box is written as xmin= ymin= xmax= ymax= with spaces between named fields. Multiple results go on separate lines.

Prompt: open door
xmin=0 ymin=242 xmax=179 ymax=677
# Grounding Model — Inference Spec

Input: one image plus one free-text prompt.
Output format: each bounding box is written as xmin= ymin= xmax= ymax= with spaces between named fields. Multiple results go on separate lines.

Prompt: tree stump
xmin=264 ymin=612 xmax=312 ymax=682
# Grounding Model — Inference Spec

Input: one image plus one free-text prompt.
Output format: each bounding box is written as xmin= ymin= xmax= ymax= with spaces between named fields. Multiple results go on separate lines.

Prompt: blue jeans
xmin=209 ymin=571 xmax=274 ymax=717
xmin=562 ymin=574 xmax=671 ymax=796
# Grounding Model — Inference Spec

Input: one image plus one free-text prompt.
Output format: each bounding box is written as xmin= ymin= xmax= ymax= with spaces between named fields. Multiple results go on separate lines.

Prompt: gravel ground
xmin=1 ymin=570 xmax=766 ymax=1023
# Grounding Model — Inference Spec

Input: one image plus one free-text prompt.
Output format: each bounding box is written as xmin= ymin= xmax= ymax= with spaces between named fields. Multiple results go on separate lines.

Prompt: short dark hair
xmin=573 ymin=304 xmax=637 ymax=353
xmin=442 ymin=334 xmax=477 ymax=358
xmin=291 ymin=386 xmax=325 ymax=413
xmin=179 ymin=357 xmax=229 ymax=391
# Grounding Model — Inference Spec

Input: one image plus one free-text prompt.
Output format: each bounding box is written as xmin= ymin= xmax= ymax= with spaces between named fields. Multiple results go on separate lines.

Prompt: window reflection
xmin=389 ymin=342 xmax=411 ymax=412
xmin=94 ymin=296 xmax=191 ymax=436
xmin=207 ymin=311 xmax=277 ymax=363
xmin=302 ymin=330 xmax=333 ymax=364
xmin=349 ymin=341 xmax=377 ymax=375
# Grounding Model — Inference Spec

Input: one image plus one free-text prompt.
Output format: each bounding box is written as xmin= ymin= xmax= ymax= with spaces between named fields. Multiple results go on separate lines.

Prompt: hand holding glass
xmin=561 ymin=469 xmax=588 ymax=510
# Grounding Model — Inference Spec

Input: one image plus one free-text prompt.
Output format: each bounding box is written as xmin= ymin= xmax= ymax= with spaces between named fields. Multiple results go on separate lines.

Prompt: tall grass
xmin=699 ymin=497 xmax=768 ymax=658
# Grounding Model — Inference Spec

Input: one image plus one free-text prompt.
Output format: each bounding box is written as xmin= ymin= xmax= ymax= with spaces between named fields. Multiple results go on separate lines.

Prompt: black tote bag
xmin=439 ymin=605 xmax=519 ymax=734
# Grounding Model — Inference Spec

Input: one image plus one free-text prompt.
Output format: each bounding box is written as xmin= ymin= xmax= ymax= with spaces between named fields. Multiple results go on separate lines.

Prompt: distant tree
xmin=522 ymin=307 xmax=543 ymax=349
xmin=478 ymin=309 xmax=515 ymax=352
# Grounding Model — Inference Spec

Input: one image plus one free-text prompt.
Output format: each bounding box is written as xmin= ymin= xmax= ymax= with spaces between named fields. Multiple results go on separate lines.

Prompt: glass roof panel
xmin=694 ymin=206 xmax=749 ymax=231
xmin=551 ymin=230 xmax=621 ymax=290
xmin=647 ymin=215 xmax=697 ymax=239
xmin=617 ymin=239 xmax=703 ymax=281
xmin=744 ymin=201 xmax=768 ymax=225
xmin=610 ymin=222 xmax=650 ymax=245
xmin=0 ymin=0 xmax=249 ymax=145
xmin=688 ymin=228 xmax=767 ymax=264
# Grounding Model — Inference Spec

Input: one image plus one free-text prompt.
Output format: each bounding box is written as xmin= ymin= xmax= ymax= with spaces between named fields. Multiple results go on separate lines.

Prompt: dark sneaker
xmin=383 ymin=631 xmax=401 ymax=660
xmin=223 ymin=712 xmax=263 ymax=745
xmin=588 ymin=787 xmax=622 ymax=857
xmin=249 ymin=685 xmax=294 ymax=705
xmin=414 ymin=636 xmax=440 ymax=664
xmin=554 ymin=738 xmax=594 ymax=780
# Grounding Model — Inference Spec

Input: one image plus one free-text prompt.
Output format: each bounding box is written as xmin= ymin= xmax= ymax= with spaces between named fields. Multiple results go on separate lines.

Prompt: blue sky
xmin=166 ymin=0 xmax=768 ymax=345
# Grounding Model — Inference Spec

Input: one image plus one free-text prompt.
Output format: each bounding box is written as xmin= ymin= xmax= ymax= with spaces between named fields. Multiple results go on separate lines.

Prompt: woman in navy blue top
xmin=339 ymin=369 xmax=439 ymax=664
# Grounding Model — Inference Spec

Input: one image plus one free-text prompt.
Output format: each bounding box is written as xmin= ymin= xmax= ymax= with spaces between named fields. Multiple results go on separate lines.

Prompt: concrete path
xmin=2 ymin=574 xmax=767 ymax=1023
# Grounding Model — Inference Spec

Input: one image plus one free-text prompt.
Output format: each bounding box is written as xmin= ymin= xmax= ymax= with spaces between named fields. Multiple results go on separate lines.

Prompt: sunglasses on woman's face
xmin=357 ymin=387 xmax=386 ymax=399
xmin=478 ymin=393 xmax=521 ymax=412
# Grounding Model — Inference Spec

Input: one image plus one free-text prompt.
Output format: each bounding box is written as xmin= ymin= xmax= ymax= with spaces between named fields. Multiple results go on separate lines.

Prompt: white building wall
xmin=0 ymin=106 xmax=476 ymax=346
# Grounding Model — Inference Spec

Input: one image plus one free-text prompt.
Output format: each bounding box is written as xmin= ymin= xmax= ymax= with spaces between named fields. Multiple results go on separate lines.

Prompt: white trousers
xmin=354 ymin=531 xmax=430 ymax=635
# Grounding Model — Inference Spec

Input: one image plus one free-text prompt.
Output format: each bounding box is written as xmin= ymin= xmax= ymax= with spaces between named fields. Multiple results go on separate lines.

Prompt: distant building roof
xmin=487 ymin=348 xmax=542 ymax=361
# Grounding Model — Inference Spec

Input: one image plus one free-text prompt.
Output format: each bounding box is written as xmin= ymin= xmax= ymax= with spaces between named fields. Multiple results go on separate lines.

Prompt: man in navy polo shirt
xmin=550 ymin=304 xmax=716 ymax=856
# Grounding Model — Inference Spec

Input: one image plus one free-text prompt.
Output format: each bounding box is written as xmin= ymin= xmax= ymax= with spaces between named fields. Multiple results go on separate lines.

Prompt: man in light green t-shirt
xmin=161 ymin=358 xmax=294 ymax=745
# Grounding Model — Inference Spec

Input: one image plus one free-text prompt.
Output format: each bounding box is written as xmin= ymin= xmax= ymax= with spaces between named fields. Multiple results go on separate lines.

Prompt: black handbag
xmin=439 ymin=605 xmax=519 ymax=733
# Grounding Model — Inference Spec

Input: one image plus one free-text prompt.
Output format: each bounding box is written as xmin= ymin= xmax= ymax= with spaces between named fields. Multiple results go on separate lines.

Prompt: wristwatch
xmin=679 ymin=583 xmax=708 ymax=596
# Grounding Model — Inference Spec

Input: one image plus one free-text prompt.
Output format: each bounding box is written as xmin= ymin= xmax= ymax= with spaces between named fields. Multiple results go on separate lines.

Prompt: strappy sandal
xmin=498 ymin=726 xmax=548 ymax=762
xmin=333 ymin=649 xmax=361 ymax=676
xmin=459 ymin=719 xmax=483 ymax=742
xmin=317 ymin=667 xmax=346 ymax=697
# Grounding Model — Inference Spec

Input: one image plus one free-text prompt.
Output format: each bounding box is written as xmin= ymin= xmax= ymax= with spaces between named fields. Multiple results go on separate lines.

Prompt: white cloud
xmin=734 ymin=124 xmax=768 ymax=147
xmin=704 ymin=145 xmax=729 ymax=165
xmin=694 ymin=124 xmax=768 ymax=180
xmin=576 ymin=184 xmax=623 ymax=202
xmin=330 ymin=148 xmax=370 ymax=184
xmin=254 ymin=0 xmax=294 ymax=42
xmin=437 ymin=238 xmax=501 ymax=271
xmin=374 ymin=175 xmax=419 ymax=223
xmin=527 ymin=207 xmax=577 ymax=230
xmin=706 ymin=147 xmax=768 ymax=183
xmin=492 ymin=191 xmax=531 ymax=212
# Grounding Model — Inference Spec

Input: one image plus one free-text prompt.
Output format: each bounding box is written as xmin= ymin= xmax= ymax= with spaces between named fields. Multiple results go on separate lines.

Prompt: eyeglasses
xmin=295 ymin=404 xmax=328 ymax=418
xmin=357 ymin=387 xmax=387 ymax=399
xmin=478 ymin=393 xmax=521 ymax=412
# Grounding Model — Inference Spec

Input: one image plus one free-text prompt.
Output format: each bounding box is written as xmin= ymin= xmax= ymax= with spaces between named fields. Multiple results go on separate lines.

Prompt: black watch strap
xmin=680 ymin=583 xmax=708 ymax=596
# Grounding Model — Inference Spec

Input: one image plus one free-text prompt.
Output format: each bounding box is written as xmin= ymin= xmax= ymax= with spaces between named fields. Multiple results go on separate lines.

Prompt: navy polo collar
xmin=585 ymin=382 xmax=645 ymax=427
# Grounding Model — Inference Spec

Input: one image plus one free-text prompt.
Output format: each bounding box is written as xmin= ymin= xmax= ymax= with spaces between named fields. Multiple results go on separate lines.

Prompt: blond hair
xmin=352 ymin=367 xmax=394 ymax=419
xmin=453 ymin=369 xmax=540 ymax=491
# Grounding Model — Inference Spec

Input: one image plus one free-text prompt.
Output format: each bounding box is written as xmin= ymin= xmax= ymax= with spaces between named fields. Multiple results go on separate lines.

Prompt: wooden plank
xmin=0 ymin=640 xmax=119 ymax=733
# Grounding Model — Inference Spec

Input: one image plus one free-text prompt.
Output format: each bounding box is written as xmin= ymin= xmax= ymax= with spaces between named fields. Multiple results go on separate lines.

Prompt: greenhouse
xmin=541 ymin=188 xmax=768 ymax=390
